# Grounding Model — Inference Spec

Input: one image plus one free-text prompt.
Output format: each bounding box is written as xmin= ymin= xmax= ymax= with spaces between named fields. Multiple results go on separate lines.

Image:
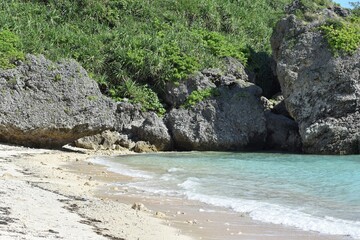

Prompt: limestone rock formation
xmin=115 ymin=102 xmax=172 ymax=151
xmin=74 ymin=130 xmax=125 ymax=150
xmin=165 ymin=64 xmax=267 ymax=151
xmin=271 ymin=12 xmax=360 ymax=154
xmin=0 ymin=55 xmax=116 ymax=148
xmin=265 ymin=111 xmax=302 ymax=152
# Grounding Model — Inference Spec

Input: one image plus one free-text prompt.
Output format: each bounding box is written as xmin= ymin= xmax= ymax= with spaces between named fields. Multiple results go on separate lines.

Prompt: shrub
xmin=0 ymin=0 xmax=297 ymax=112
xmin=0 ymin=30 xmax=24 ymax=69
xmin=350 ymin=2 xmax=360 ymax=17
xmin=183 ymin=88 xmax=220 ymax=108
xmin=194 ymin=30 xmax=247 ymax=64
xmin=320 ymin=17 xmax=360 ymax=56
xmin=109 ymin=80 xmax=166 ymax=116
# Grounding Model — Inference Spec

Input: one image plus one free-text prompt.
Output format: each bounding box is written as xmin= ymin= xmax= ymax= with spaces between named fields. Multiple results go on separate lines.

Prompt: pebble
xmin=131 ymin=202 xmax=148 ymax=211
xmin=186 ymin=219 xmax=198 ymax=224
xmin=155 ymin=211 xmax=166 ymax=218
xmin=0 ymin=173 xmax=14 ymax=179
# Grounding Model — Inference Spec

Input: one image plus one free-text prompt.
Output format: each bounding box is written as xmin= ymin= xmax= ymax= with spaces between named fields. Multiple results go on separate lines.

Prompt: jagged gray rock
xmin=163 ymin=57 xmax=248 ymax=107
xmin=115 ymin=102 xmax=172 ymax=151
xmin=265 ymin=111 xmax=302 ymax=152
xmin=271 ymin=13 xmax=360 ymax=154
xmin=165 ymin=67 xmax=267 ymax=151
xmin=0 ymin=55 xmax=116 ymax=148
xmin=74 ymin=130 xmax=123 ymax=150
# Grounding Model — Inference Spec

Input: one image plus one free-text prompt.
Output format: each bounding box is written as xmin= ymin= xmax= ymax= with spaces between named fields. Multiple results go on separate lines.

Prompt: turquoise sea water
xmin=91 ymin=152 xmax=360 ymax=239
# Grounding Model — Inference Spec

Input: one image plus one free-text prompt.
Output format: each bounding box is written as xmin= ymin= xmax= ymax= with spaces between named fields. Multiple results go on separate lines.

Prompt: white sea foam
xmin=184 ymin=192 xmax=360 ymax=239
xmin=93 ymin=153 xmax=360 ymax=239
xmin=178 ymin=177 xmax=201 ymax=190
xmin=89 ymin=157 xmax=154 ymax=179
xmin=167 ymin=167 xmax=184 ymax=173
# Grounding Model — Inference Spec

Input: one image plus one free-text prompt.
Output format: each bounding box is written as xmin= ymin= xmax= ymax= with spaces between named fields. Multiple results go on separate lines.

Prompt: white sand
xmin=0 ymin=144 xmax=193 ymax=240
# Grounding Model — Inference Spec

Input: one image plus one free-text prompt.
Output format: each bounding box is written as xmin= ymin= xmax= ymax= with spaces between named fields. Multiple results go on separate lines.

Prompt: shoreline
xmin=0 ymin=144 xmax=352 ymax=240
xmin=0 ymin=144 xmax=193 ymax=240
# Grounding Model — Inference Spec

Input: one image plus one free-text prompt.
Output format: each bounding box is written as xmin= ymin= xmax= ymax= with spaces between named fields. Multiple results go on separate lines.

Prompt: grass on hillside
xmin=0 ymin=0 xmax=342 ymax=114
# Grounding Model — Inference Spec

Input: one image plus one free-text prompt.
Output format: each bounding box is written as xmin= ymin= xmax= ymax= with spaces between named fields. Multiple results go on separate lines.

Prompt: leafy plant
xmin=194 ymin=30 xmax=247 ymax=64
xmin=320 ymin=17 xmax=360 ymax=56
xmin=183 ymin=88 xmax=220 ymax=108
xmin=350 ymin=2 xmax=360 ymax=17
xmin=0 ymin=0 xmax=298 ymax=112
xmin=0 ymin=30 xmax=24 ymax=69
xmin=109 ymin=79 xmax=166 ymax=116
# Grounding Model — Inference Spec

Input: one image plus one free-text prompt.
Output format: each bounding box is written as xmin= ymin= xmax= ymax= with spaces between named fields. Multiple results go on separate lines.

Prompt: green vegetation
xmin=292 ymin=0 xmax=335 ymax=20
xmin=0 ymin=0 xmax=337 ymax=112
xmin=109 ymin=79 xmax=166 ymax=115
xmin=320 ymin=17 xmax=360 ymax=56
xmin=53 ymin=73 xmax=62 ymax=82
xmin=0 ymin=30 xmax=24 ymax=69
xmin=350 ymin=2 xmax=360 ymax=17
xmin=183 ymin=88 xmax=220 ymax=108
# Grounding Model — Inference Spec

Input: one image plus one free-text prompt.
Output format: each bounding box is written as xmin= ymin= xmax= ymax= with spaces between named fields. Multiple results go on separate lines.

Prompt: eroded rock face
xmin=165 ymin=65 xmax=267 ymax=151
xmin=115 ymin=102 xmax=172 ymax=151
xmin=265 ymin=111 xmax=302 ymax=152
xmin=271 ymin=13 xmax=360 ymax=154
xmin=0 ymin=55 xmax=116 ymax=148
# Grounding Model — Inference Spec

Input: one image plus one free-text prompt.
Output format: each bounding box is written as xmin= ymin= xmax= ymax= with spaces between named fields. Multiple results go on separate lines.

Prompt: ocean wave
xmin=167 ymin=167 xmax=184 ymax=173
xmin=88 ymin=157 xmax=154 ymax=179
xmin=178 ymin=177 xmax=201 ymax=190
xmin=184 ymin=192 xmax=360 ymax=239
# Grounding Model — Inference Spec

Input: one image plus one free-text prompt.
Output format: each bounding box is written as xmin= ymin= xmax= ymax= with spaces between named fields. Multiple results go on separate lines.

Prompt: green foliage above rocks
xmin=351 ymin=2 xmax=360 ymax=17
xmin=0 ymin=30 xmax=24 ymax=69
xmin=0 ymin=0 xmax=311 ymax=112
xmin=320 ymin=17 xmax=360 ymax=56
xmin=109 ymin=80 xmax=166 ymax=116
xmin=183 ymin=88 xmax=220 ymax=108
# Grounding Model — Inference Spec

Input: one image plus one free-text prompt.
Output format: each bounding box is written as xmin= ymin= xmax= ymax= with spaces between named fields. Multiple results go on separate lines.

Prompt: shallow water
xmin=91 ymin=152 xmax=360 ymax=239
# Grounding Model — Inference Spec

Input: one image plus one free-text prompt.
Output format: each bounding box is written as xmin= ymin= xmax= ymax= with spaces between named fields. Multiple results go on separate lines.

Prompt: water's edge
xmin=90 ymin=152 xmax=360 ymax=239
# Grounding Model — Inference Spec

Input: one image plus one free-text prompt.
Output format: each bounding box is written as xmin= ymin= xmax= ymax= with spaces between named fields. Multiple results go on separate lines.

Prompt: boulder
xmin=166 ymin=67 xmax=267 ymax=151
xmin=265 ymin=111 xmax=302 ymax=152
xmin=115 ymin=102 xmax=172 ymax=151
xmin=133 ymin=141 xmax=157 ymax=153
xmin=74 ymin=130 xmax=123 ymax=150
xmin=163 ymin=57 xmax=248 ymax=107
xmin=271 ymin=12 xmax=360 ymax=154
xmin=0 ymin=55 xmax=116 ymax=148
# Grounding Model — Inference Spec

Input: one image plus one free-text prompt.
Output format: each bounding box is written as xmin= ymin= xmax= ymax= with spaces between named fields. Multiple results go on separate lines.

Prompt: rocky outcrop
xmin=74 ymin=130 xmax=125 ymax=150
xmin=271 ymin=12 xmax=360 ymax=154
xmin=0 ymin=55 xmax=116 ymax=148
xmin=115 ymin=103 xmax=172 ymax=151
xmin=165 ymin=63 xmax=267 ymax=151
xmin=265 ymin=111 xmax=302 ymax=152
xmin=74 ymin=130 xmax=157 ymax=153
xmin=163 ymin=57 xmax=249 ymax=107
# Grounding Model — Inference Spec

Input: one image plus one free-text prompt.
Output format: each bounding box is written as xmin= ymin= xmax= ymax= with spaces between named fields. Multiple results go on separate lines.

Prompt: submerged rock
xmin=0 ymin=55 xmax=116 ymax=148
xmin=271 ymin=12 xmax=360 ymax=154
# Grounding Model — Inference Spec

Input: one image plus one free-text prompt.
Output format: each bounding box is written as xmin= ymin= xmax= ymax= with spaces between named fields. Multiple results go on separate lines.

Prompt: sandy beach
xmin=0 ymin=144 xmax=193 ymax=240
xmin=0 ymin=144 xmax=351 ymax=240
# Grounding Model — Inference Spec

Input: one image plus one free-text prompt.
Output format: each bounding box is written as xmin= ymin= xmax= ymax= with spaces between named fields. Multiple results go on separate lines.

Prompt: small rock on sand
xmin=0 ymin=173 xmax=15 ymax=179
xmin=155 ymin=211 xmax=166 ymax=218
xmin=131 ymin=202 xmax=148 ymax=211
